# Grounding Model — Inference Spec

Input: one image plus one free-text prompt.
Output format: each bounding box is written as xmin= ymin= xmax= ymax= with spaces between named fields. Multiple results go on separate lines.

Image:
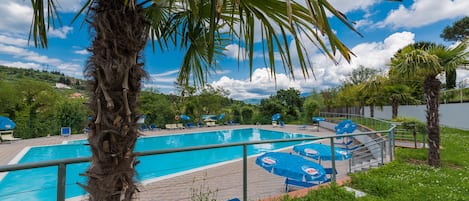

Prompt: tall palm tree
xmin=391 ymin=40 xmax=468 ymax=167
xmin=29 ymin=0 xmax=358 ymax=200
xmin=360 ymin=75 xmax=386 ymax=118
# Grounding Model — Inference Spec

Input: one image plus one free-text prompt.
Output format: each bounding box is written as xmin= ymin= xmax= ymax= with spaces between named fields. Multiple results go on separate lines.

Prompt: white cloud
xmin=211 ymin=68 xmax=303 ymax=100
xmin=328 ymin=0 xmax=377 ymax=14
xmin=74 ymin=49 xmax=89 ymax=55
xmin=379 ymin=0 xmax=469 ymax=28
xmin=0 ymin=60 xmax=41 ymax=70
xmin=55 ymin=0 xmax=86 ymax=12
xmin=0 ymin=2 xmax=32 ymax=34
xmin=49 ymin=26 xmax=73 ymax=39
xmin=0 ymin=35 xmax=28 ymax=47
xmin=211 ymin=31 xmax=416 ymax=100
xmin=224 ymin=44 xmax=246 ymax=60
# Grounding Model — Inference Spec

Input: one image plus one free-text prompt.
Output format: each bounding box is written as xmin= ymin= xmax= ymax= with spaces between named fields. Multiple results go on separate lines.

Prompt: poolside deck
xmin=0 ymin=124 xmax=349 ymax=201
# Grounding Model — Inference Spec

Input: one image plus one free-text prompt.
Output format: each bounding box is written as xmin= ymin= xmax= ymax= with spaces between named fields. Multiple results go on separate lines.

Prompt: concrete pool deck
xmin=0 ymin=124 xmax=350 ymax=201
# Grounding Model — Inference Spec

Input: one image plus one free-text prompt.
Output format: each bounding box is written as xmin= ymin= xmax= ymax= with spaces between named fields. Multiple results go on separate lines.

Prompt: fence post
xmin=243 ymin=144 xmax=248 ymax=201
xmin=389 ymin=129 xmax=394 ymax=161
xmin=329 ymin=138 xmax=336 ymax=183
xmin=381 ymin=141 xmax=385 ymax=165
xmin=57 ymin=163 xmax=66 ymax=201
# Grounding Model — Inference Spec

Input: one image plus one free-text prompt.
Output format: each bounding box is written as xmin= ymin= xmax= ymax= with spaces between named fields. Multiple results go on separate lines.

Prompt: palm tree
xmin=360 ymin=75 xmax=386 ymax=117
xmin=391 ymin=41 xmax=468 ymax=167
xmin=29 ymin=0 xmax=358 ymax=200
xmin=382 ymin=84 xmax=417 ymax=119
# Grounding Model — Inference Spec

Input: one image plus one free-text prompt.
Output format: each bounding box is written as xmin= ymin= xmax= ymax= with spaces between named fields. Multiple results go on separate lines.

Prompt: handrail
xmin=0 ymin=121 xmax=396 ymax=201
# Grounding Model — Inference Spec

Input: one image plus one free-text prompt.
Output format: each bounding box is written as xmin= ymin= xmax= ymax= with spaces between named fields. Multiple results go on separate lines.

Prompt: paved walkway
xmin=0 ymin=124 xmax=349 ymax=201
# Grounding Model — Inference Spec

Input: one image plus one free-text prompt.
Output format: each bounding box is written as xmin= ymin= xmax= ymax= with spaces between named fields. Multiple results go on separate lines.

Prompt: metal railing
xmin=0 ymin=117 xmax=396 ymax=201
xmin=392 ymin=122 xmax=427 ymax=148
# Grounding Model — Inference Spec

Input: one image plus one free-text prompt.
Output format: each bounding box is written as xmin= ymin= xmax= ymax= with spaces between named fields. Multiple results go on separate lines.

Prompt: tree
xmin=336 ymin=84 xmax=360 ymax=115
xmin=56 ymin=99 xmax=88 ymax=134
xmin=391 ymin=41 xmax=469 ymax=167
xmin=441 ymin=16 xmax=469 ymax=42
xmin=382 ymin=84 xmax=417 ymax=119
xmin=275 ymin=88 xmax=303 ymax=120
xmin=360 ymin=75 xmax=386 ymax=118
xmin=346 ymin=65 xmax=379 ymax=85
xmin=441 ymin=17 xmax=469 ymax=89
xmin=321 ymin=87 xmax=339 ymax=112
xmin=259 ymin=98 xmax=283 ymax=124
xmin=30 ymin=0 xmax=357 ymax=200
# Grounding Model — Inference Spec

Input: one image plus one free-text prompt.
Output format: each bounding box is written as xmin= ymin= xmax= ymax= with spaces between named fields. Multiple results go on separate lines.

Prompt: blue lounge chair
xmin=185 ymin=122 xmax=196 ymax=128
xmin=149 ymin=124 xmax=158 ymax=130
xmin=140 ymin=124 xmax=148 ymax=131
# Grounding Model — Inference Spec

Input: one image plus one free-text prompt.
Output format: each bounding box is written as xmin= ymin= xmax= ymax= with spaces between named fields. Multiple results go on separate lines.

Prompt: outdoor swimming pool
xmin=0 ymin=128 xmax=313 ymax=201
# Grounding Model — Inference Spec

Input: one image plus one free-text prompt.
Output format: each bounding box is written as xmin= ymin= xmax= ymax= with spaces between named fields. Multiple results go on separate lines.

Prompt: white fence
xmin=363 ymin=102 xmax=469 ymax=130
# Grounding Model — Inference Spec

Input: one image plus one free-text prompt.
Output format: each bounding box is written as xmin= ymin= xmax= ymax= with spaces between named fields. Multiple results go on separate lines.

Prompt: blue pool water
xmin=0 ymin=128 xmax=312 ymax=200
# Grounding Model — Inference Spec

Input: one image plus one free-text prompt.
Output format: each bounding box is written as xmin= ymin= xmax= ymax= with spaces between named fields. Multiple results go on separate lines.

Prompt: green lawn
xmin=279 ymin=127 xmax=469 ymax=201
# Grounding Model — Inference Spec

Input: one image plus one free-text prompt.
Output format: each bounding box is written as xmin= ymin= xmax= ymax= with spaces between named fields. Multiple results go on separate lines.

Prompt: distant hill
xmin=0 ymin=65 xmax=86 ymax=91
xmin=243 ymin=98 xmax=261 ymax=105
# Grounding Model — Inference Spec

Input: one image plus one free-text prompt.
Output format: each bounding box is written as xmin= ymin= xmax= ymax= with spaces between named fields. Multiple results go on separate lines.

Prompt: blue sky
xmin=0 ymin=0 xmax=468 ymax=100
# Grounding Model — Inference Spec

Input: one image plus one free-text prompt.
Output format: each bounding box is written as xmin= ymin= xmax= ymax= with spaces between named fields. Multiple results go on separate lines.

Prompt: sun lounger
xmin=206 ymin=121 xmax=217 ymax=127
xmin=176 ymin=123 xmax=185 ymax=129
xmin=0 ymin=131 xmax=21 ymax=143
xmin=165 ymin=124 xmax=178 ymax=129
xmin=272 ymin=121 xmax=278 ymax=127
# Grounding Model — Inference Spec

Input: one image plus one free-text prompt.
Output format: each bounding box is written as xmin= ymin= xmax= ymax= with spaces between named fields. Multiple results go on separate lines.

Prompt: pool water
xmin=0 ymin=128 xmax=312 ymax=200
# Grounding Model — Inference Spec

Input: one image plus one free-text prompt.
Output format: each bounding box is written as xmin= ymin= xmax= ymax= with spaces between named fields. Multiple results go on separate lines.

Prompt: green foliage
xmin=0 ymin=66 xmax=84 ymax=91
xmin=441 ymin=16 xmax=469 ymax=42
xmin=303 ymin=95 xmax=322 ymax=123
xmin=391 ymin=117 xmax=427 ymax=134
xmin=259 ymin=98 xmax=283 ymax=124
xmin=55 ymin=99 xmax=88 ymax=134
xmin=139 ymin=91 xmax=175 ymax=127
xmin=279 ymin=184 xmax=357 ymax=201
xmin=346 ymin=65 xmax=379 ymax=86
xmin=275 ymin=88 xmax=304 ymax=121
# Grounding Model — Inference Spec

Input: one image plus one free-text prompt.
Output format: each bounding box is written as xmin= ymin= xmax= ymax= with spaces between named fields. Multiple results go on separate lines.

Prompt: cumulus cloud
xmin=223 ymin=44 xmax=246 ymax=60
xmin=379 ymin=0 xmax=469 ymax=28
xmin=211 ymin=31 xmax=416 ymax=100
xmin=211 ymin=68 xmax=302 ymax=100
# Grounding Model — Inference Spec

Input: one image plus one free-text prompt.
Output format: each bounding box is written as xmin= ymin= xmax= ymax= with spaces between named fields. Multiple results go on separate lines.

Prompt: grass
xmin=278 ymin=126 xmax=469 ymax=201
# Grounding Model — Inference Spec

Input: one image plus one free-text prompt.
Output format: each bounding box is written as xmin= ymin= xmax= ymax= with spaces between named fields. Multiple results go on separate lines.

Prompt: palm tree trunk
xmin=391 ymin=100 xmax=398 ymax=119
xmin=82 ymin=1 xmax=148 ymax=200
xmin=424 ymin=77 xmax=441 ymax=167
